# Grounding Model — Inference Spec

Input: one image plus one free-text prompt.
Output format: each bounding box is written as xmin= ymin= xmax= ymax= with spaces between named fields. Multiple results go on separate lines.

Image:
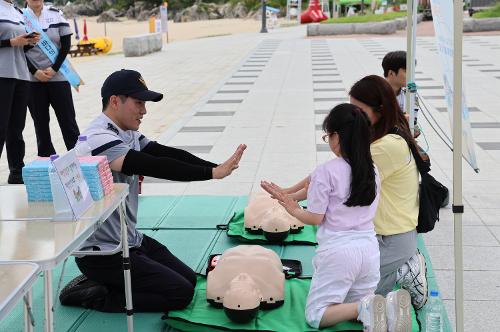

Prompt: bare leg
xmin=319 ymin=303 xmax=359 ymax=328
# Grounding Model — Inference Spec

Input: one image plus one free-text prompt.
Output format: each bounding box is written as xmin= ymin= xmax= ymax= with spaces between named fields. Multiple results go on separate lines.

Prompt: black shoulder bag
xmin=391 ymin=129 xmax=449 ymax=233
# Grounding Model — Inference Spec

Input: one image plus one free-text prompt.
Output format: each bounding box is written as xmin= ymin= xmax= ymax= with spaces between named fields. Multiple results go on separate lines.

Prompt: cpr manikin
xmin=206 ymin=245 xmax=285 ymax=323
xmin=244 ymin=193 xmax=304 ymax=242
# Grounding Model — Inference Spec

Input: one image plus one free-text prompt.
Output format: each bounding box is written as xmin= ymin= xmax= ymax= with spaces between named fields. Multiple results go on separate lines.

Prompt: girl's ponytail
xmin=322 ymin=104 xmax=377 ymax=207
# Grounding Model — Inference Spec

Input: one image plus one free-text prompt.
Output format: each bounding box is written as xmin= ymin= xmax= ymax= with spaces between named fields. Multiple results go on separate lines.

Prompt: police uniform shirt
xmin=25 ymin=5 xmax=72 ymax=82
xmin=79 ymin=113 xmax=150 ymax=251
xmin=0 ymin=0 xmax=30 ymax=80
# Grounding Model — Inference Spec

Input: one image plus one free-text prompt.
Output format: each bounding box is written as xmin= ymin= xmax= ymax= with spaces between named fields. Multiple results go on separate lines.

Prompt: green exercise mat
xmin=165 ymin=276 xmax=419 ymax=332
xmin=226 ymin=210 xmax=318 ymax=245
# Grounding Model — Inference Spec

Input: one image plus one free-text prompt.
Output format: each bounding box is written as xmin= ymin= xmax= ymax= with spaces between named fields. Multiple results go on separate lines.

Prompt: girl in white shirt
xmin=262 ymin=103 xmax=412 ymax=332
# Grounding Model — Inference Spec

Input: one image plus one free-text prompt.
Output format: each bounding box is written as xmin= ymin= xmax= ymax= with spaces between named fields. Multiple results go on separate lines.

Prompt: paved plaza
xmin=1 ymin=24 xmax=500 ymax=331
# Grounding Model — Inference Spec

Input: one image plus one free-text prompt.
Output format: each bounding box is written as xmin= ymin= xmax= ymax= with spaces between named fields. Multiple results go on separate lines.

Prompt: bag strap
xmin=389 ymin=127 xmax=430 ymax=175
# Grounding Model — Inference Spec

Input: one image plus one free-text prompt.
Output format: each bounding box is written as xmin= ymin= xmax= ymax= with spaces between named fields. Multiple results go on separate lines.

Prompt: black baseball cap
xmin=101 ymin=69 xmax=163 ymax=102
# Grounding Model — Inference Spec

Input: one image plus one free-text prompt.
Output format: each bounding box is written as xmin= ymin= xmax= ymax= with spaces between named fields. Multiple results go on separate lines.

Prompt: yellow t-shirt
xmin=371 ymin=134 xmax=419 ymax=235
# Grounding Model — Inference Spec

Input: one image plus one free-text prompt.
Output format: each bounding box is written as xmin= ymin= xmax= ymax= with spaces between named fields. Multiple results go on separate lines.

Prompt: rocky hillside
xmin=61 ymin=0 xmax=269 ymax=22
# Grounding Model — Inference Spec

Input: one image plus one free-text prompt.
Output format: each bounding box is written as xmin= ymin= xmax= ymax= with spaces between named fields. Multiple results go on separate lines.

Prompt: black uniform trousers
xmin=75 ymin=234 xmax=196 ymax=313
xmin=0 ymin=78 xmax=29 ymax=175
xmin=28 ymin=81 xmax=80 ymax=157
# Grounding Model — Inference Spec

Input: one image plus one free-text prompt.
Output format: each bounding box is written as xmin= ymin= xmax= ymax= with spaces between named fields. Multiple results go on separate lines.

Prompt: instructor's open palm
xmin=212 ymin=144 xmax=247 ymax=179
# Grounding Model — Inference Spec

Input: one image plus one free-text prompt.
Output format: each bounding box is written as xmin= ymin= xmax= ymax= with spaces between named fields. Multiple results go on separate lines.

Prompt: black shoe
xmin=59 ymin=275 xmax=108 ymax=308
xmin=7 ymin=173 xmax=23 ymax=184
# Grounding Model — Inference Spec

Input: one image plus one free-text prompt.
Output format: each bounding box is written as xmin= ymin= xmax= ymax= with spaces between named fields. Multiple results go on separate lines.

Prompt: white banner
xmin=430 ymin=0 xmax=479 ymax=171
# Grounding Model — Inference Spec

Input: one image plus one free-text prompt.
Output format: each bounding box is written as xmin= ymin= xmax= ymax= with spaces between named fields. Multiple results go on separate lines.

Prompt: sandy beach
xmin=70 ymin=16 xmax=266 ymax=62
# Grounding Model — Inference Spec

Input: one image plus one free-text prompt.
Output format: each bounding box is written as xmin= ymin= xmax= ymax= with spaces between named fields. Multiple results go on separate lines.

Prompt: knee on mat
xmin=304 ymin=307 xmax=321 ymax=329
xmin=164 ymin=283 xmax=195 ymax=310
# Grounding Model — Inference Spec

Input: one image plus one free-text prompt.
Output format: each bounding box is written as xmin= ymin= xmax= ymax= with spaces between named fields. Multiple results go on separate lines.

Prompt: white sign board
xmin=52 ymin=150 xmax=93 ymax=220
xmin=430 ymin=0 xmax=479 ymax=171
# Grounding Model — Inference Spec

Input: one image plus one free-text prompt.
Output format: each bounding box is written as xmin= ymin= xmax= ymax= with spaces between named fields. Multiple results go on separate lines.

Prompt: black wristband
xmin=1 ymin=39 xmax=12 ymax=48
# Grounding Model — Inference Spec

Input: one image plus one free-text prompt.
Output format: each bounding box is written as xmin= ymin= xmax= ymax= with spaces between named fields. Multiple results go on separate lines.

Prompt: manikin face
xmin=109 ymin=96 xmax=147 ymax=131
xmin=387 ymin=68 xmax=407 ymax=90
xmin=350 ymin=96 xmax=381 ymax=125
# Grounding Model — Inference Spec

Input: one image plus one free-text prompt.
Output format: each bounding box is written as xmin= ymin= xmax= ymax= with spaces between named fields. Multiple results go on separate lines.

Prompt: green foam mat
xmin=0 ymin=196 xmax=451 ymax=332
xmin=151 ymin=229 xmax=219 ymax=272
xmin=416 ymin=235 xmax=453 ymax=332
xmin=165 ymin=276 xmax=419 ymax=332
xmin=137 ymin=196 xmax=180 ymax=229
xmin=227 ymin=210 xmax=318 ymax=245
xmin=157 ymin=196 xmax=245 ymax=229
xmin=73 ymin=311 xmax=165 ymax=332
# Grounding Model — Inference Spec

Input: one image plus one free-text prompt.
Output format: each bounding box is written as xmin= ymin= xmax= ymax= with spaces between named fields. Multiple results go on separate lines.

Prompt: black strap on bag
xmin=390 ymin=128 xmax=449 ymax=233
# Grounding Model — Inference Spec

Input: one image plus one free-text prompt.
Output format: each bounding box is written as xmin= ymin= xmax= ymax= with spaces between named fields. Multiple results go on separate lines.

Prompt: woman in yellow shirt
xmin=349 ymin=75 xmax=428 ymax=310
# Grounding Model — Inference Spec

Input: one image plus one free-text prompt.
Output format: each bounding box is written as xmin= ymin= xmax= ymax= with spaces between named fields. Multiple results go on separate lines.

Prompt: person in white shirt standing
xmin=0 ymin=0 xmax=39 ymax=184
xmin=25 ymin=0 xmax=80 ymax=157
xmin=381 ymin=50 xmax=421 ymax=138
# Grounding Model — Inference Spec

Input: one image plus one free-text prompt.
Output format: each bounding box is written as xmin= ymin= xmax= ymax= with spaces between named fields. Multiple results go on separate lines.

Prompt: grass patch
xmin=322 ymin=11 xmax=407 ymax=23
xmin=473 ymin=2 xmax=500 ymax=18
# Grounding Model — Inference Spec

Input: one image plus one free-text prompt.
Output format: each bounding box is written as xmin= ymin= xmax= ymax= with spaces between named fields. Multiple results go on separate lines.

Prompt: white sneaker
xmin=386 ymin=289 xmax=412 ymax=332
xmin=399 ymin=251 xmax=428 ymax=310
xmin=357 ymin=294 xmax=387 ymax=332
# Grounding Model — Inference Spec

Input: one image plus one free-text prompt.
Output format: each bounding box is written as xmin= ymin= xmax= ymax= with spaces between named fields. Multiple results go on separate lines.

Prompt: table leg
xmin=119 ymin=201 xmax=134 ymax=332
xmin=24 ymin=289 xmax=34 ymax=332
xmin=44 ymin=270 xmax=54 ymax=332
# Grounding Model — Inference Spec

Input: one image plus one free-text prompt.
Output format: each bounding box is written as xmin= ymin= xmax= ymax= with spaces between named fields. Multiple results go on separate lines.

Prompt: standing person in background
xmin=0 ymin=0 xmax=40 ymax=184
xmin=25 ymin=0 xmax=80 ymax=157
xmin=381 ymin=50 xmax=421 ymax=138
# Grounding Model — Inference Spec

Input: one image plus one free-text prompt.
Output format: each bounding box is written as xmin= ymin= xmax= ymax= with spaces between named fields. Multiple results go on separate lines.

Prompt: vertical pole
xmin=405 ymin=0 xmax=414 ymax=134
xmin=261 ymin=0 xmax=268 ymax=33
xmin=453 ymin=0 xmax=464 ymax=330
xmin=44 ymin=270 xmax=54 ymax=332
xmin=24 ymin=289 xmax=34 ymax=332
xmin=120 ymin=201 xmax=134 ymax=332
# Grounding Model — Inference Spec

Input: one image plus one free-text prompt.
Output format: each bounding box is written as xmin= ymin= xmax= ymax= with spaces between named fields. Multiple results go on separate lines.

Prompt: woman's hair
xmin=349 ymin=75 xmax=415 ymax=148
xmin=322 ymin=103 xmax=377 ymax=207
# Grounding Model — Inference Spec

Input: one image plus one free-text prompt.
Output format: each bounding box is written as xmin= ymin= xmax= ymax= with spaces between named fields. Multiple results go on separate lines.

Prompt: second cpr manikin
xmin=206 ymin=245 xmax=285 ymax=323
xmin=244 ymin=193 xmax=305 ymax=242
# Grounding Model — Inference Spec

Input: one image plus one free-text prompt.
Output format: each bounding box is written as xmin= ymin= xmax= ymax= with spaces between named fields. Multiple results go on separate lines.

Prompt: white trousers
xmin=305 ymin=240 xmax=380 ymax=328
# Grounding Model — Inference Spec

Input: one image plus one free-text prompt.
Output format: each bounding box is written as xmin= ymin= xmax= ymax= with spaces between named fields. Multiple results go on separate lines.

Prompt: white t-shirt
xmin=306 ymin=158 xmax=381 ymax=252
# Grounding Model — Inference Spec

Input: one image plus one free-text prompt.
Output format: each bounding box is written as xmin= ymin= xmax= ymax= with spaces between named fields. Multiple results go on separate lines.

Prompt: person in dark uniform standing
xmin=25 ymin=0 xmax=80 ymax=157
xmin=0 ymin=0 xmax=39 ymax=184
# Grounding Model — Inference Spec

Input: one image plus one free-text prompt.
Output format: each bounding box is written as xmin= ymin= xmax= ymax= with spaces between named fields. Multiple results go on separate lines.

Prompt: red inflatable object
xmin=300 ymin=0 xmax=329 ymax=24
xmin=83 ymin=18 xmax=88 ymax=41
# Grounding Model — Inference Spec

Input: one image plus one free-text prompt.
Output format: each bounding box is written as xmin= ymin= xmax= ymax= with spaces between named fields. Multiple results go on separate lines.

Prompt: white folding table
xmin=0 ymin=262 xmax=40 ymax=329
xmin=0 ymin=184 xmax=133 ymax=332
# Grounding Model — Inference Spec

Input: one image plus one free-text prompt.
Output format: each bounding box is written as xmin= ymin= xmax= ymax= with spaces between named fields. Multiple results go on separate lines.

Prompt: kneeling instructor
xmin=62 ymin=69 xmax=246 ymax=313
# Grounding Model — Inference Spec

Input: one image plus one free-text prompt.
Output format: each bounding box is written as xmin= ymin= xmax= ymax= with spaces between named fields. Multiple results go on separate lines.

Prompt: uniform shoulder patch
xmin=49 ymin=7 xmax=61 ymax=13
xmin=107 ymin=123 xmax=120 ymax=135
